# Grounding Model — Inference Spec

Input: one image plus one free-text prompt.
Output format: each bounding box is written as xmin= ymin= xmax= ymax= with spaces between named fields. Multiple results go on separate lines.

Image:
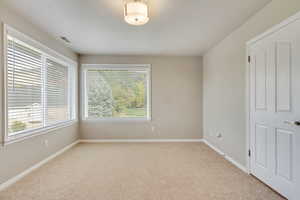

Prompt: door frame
xmin=245 ymin=11 xmax=300 ymax=174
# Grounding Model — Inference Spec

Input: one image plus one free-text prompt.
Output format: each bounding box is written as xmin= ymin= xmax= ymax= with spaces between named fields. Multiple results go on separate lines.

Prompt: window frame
xmin=3 ymin=24 xmax=77 ymax=144
xmin=81 ymin=64 xmax=152 ymax=121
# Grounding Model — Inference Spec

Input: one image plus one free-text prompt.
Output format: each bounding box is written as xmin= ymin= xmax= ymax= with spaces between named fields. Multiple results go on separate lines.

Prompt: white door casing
xmin=248 ymin=14 xmax=300 ymax=200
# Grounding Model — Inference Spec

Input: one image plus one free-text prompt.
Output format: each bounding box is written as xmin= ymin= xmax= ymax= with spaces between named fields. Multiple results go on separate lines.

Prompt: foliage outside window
xmin=84 ymin=66 xmax=150 ymax=119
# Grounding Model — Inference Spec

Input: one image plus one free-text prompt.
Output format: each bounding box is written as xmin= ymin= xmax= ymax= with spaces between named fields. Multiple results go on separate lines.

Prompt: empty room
xmin=0 ymin=0 xmax=300 ymax=199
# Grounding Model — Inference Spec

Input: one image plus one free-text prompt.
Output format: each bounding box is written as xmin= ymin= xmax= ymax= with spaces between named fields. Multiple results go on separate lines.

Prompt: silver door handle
xmin=284 ymin=120 xmax=300 ymax=126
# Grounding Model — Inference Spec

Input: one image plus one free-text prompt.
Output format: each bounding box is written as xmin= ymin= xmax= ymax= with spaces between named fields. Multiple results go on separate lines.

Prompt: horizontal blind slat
xmin=7 ymin=50 xmax=42 ymax=65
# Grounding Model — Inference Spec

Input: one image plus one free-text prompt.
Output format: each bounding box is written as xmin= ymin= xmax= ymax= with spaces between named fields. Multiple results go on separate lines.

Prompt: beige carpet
xmin=0 ymin=143 xmax=285 ymax=200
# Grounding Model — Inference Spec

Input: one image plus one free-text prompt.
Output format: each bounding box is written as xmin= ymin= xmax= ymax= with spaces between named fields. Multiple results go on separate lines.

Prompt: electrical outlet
xmin=44 ymin=140 xmax=49 ymax=147
xmin=151 ymin=126 xmax=155 ymax=132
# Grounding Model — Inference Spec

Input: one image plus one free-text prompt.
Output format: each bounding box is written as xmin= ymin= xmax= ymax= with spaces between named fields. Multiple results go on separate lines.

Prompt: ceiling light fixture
xmin=124 ymin=0 xmax=149 ymax=26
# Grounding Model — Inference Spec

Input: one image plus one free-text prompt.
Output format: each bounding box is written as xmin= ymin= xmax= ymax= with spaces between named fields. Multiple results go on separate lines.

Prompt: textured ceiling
xmin=2 ymin=0 xmax=271 ymax=55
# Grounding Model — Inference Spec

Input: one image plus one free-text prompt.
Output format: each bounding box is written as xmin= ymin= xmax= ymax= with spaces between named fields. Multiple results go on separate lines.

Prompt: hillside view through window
xmin=86 ymin=69 xmax=149 ymax=118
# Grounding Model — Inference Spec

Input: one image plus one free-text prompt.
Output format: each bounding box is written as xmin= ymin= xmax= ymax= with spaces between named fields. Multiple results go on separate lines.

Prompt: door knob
xmin=284 ymin=120 xmax=300 ymax=126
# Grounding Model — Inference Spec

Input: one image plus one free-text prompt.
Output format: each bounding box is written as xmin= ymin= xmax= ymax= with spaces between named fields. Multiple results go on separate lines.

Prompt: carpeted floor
xmin=0 ymin=143 xmax=285 ymax=200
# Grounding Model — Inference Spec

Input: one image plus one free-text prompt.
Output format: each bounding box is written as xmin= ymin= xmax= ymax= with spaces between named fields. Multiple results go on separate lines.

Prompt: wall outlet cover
xmin=44 ymin=140 xmax=49 ymax=147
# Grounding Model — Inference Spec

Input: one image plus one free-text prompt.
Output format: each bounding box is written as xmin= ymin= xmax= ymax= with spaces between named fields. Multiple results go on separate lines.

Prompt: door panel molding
xmin=276 ymin=42 xmax=292 ymax=112
xmin=275 ymin=128 xmax=293 ymax=182
xmin=254 ymin=51 xmax=268 ymax=111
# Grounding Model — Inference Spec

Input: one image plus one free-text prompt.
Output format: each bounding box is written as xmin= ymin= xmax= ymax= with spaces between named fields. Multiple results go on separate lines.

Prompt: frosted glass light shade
xmin=124 ymin=0 xmax=149 ymax=26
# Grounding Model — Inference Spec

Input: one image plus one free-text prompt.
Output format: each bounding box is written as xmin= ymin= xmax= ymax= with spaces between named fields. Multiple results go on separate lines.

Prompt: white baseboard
xmin=0 ymin=140 xmax=80 ymax=192
xmin=80 ymin=139 xmax=204 ymax=143
xmin=225 ymin=155 xmax=249 ymax=174
xmin=202 ymin=139 xmax=225 ymax=156
xmin=202 ymin=139 xmax=249 ymax=174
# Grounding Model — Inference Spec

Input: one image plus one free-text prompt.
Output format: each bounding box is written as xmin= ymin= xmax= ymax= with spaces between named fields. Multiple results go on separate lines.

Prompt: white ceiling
xmin=2 ymin=0 xmax=271 ymax=56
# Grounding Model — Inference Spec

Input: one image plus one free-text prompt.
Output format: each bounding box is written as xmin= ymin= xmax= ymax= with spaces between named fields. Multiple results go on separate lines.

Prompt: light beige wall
xmin=203 ymin=0 xmax=300 ymax=166
xmin=80 ymin=55 xmax=203 ymax=140
xmin=0 ymin=4 xmax=79 ymax=184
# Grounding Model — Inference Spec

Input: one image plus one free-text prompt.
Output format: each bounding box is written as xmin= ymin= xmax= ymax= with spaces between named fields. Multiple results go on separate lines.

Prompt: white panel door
xmin=249 ymin=17 xmax=300 ymax=200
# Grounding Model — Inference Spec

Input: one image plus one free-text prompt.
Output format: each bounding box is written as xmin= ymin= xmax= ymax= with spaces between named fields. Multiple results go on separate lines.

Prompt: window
xmin=46 ymin=59 xmax=71 ymax=125
xmin=82 ymin=65 xmax=151 ymax=120
xmin=4 ymin=25 xmax=76 ymax=142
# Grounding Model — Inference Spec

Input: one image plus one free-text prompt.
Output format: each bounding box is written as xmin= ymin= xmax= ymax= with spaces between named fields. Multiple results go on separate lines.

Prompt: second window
xmin=83 ymin=65 xmax=151 ymax=120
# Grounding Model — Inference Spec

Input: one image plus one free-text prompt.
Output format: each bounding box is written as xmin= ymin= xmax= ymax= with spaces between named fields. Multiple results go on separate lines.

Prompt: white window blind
xmin=7 ymin=36 xmax=44 ymax=135
xmin=5 ymin=30 xmax=76 ymax=140
xmin=83 ymin=66 xmax=151 ymax=120
xmin=46 ymin=59 xmax=70 ymax=125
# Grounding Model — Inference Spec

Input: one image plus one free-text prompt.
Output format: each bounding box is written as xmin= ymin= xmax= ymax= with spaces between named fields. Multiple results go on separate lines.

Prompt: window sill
xmin=3 ymin=120 xmax=78 ymax=146
xmin=81 ymin=117 xmax=152 ymax=123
